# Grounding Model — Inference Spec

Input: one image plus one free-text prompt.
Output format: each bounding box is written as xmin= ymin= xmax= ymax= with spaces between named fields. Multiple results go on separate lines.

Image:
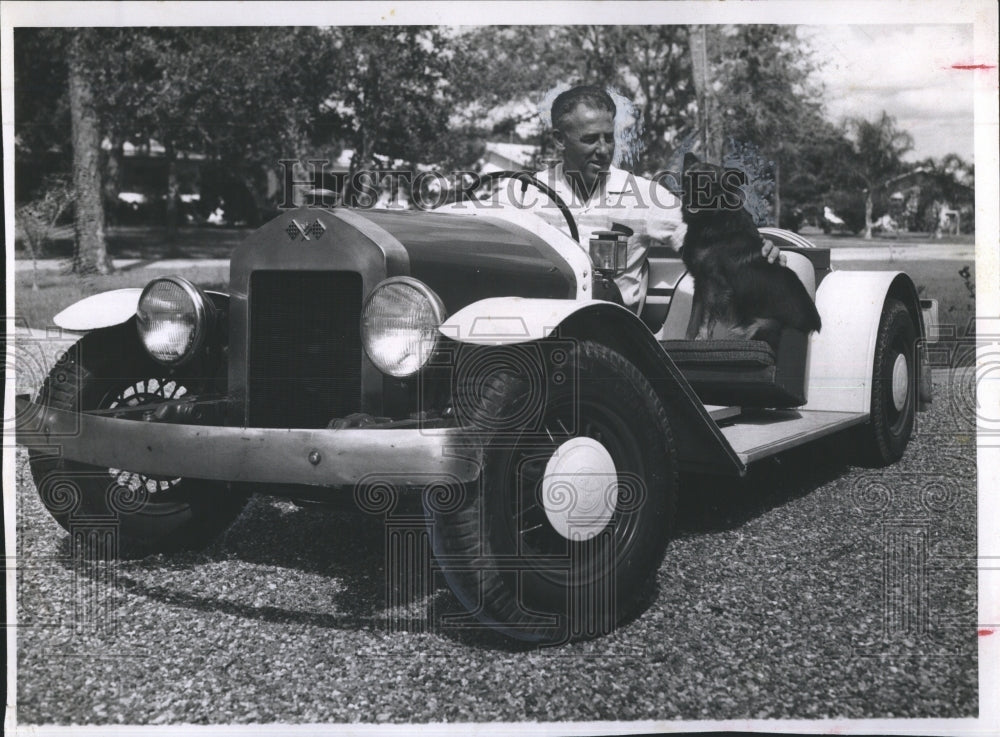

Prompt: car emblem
xmin=285 ymin=219 xmax=326 ymax=241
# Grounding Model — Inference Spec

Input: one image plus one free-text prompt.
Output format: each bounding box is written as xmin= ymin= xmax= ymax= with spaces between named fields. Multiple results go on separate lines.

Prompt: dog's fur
xmin=681 ymin=153 xmax=821 ymax=350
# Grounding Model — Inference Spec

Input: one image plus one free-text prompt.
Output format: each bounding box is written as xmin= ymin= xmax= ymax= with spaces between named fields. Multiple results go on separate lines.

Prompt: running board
xmin=717 ymin=409 xmax=869 ymax=464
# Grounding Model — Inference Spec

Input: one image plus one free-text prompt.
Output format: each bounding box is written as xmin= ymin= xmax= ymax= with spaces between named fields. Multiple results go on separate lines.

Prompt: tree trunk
xmin=347 ymin=128 xmax=373 ymax=208
xmin=689 ymin=26 xmax=721 ymax=161
xmin=242 ymin=173 xmax=264 ymax=227
xmin=689 ymin=26 xmax=709 ymax=157
xmin=864 ymin=191 xmax=873 ymax=240
xmin=164 ymin=141 xmax=181 ymax=253
xmin=68 ymin=31 xmax=113 ymax=274
xmin=103 ymin=137 xmax=123 ymax=225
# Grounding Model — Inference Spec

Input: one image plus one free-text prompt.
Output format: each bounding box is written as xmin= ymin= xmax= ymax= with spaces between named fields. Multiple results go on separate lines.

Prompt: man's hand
xmin=761 ymin=239 xmax=786 ymax=266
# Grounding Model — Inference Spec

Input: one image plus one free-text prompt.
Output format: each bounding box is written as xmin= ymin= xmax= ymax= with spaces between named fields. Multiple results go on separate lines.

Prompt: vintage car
xmin=16 ymin=172 xmax=935 ymax=644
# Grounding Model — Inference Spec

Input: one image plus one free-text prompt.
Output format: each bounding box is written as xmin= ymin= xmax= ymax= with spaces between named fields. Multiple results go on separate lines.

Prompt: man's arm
xmin=643 ymin=180 xmax=686 ymax=250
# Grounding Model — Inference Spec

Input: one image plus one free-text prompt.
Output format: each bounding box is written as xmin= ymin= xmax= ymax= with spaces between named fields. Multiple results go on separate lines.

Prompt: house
xmin=479 ymin=142 xmax=541 ymax=173
xmin=879 ymin=168 xmax=974 ymax=234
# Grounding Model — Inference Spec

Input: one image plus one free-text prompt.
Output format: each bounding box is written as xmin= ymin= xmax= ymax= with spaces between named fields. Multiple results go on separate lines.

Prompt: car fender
xmin=52 ymin=288 xmax=229 ymax=331
xmin=804 ymin=270 xmax=924 ymax=413
xmin=439 ymin=297 xmax=601 ymax=345
xmin=52 ymin=288 xmax=144 ymax=331
xmin=441 ymin=297 xmax=746 ymax=476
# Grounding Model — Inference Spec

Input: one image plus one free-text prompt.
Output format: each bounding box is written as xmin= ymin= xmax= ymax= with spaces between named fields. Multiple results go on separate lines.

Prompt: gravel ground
xmin=12 ymin=361 xmax=978 ymax=725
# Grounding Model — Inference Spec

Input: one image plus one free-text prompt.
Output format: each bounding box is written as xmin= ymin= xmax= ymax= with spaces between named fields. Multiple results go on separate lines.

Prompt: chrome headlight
xmin=361 ymin=277 xmax=446 ymax=377
xmin=136 ymin=277 xmax=214 ymax=366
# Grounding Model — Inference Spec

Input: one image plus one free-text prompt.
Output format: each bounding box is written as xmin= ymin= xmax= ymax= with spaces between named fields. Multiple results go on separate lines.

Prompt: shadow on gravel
xmin=56 ymin=496 xmax=434 ymax=632
xmin=675 ymin=432 xmax=856 ymax=537
xmin=53 ymin=431 xmax=861 ymax=645
xmin=55 ymin=488 xmax=663 ymax=651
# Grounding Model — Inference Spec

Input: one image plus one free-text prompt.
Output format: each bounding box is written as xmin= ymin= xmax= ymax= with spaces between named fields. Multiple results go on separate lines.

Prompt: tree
xmin=91 ymin=28 xmax=334 ymax=237
xmin=68 ymin=30 xmax=114 ymax=274
xmin=16 ymin=29 xmax=114 ymax=272
xmin=929 ymin=153 xmax=975 ymax=189
xmin=454 ymin=24 xmax=826 ymax=215
xmin=13 ymin=29 xmax=72 ymax=201
xmin=559 ymin=26 xmax=695 ymax=170
xmin=904 ymin=153 xmax=975 ymax=233
xmin=688 ymin=26 xmax=720 ymax=162
xmin=322 ymin=27 xmax=459 ymax=202
xmin=707 ymin=25 xmax=825 ymax=225
xmin=774 ymin=115 xmax=859 ymax=231
xmin=450 ymin=26 xmax=695 ymax=172
xmin=846 ymin=111 xmax=914 ymax=239
xmin=15 ymin=176 xmax=74 ymax=290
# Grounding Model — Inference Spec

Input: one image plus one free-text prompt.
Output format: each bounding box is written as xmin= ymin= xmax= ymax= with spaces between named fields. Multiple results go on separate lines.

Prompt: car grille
xmin=248 ymin=271 xmax=364 ymax=428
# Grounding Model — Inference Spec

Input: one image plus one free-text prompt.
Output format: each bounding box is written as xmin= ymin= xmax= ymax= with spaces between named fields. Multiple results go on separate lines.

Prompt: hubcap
xmin=891 ymin=353 xmax=909 ymax=412
xmin=541 ymin=437 xmax=618 ymax=541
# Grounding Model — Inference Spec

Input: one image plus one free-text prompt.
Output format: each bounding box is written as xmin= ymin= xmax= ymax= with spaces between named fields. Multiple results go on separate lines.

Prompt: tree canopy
xmin=14 ymin=23 xmax=975 ymax=253
xmin=846 ymin=111 xmax=916 ymax=237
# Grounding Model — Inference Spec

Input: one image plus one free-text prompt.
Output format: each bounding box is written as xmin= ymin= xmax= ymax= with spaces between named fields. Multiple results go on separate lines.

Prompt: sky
xmin=800 ymin=24 xmax=976 ymax=162
xmin=489 ymin=23 xmax=979 ymax=166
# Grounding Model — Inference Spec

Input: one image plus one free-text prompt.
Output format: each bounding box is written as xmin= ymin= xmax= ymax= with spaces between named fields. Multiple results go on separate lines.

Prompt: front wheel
xmin=430 ymin=341 xmax=677 ymax=643
xmin=27 ymin=324 xmax=248 ymax=558
xmin=854 ymin=298 xmax=917 ymax=466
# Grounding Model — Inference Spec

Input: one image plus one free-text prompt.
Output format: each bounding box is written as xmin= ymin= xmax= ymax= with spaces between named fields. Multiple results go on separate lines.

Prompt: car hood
xmin=352 ymin=208 xmax=581 ymax=311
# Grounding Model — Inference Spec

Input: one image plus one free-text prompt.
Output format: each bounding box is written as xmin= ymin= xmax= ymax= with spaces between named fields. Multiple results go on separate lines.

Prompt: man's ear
xmin=551 ymin=128 xmax=566 ymax=152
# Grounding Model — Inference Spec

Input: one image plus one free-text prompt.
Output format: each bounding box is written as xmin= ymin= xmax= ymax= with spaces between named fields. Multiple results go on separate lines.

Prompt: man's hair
xmin=551 ymin=85 xmax=616 ymax=130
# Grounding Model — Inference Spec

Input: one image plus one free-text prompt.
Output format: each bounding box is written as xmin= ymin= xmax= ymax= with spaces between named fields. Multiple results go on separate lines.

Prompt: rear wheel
xmin=854 ymin=298 xmax=917 ymax=466
xmin=430 ymin=341 xmax=677 ymax=643
xmin=28 ymin=324 xmax=247 ymax=558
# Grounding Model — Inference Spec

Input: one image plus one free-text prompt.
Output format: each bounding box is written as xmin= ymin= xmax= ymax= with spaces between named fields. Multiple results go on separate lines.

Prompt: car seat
xmin=650 ymin=249 xmax=825 ymax=408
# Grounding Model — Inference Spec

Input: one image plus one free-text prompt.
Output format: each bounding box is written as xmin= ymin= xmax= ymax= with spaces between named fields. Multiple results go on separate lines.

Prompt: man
xmin=499 ymin=85 xmax=783 ymax=312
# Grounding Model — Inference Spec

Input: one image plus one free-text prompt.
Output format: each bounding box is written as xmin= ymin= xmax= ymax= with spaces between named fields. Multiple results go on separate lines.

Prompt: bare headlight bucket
xmin=136 ymin=276 xmax=214 ymax=366
xmin=361 ymin=277 xmax=446 ymax=377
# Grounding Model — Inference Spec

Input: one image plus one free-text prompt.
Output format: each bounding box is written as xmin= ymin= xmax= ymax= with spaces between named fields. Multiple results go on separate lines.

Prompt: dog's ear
xmin=683 ymin=152 xmax=700 ymax=173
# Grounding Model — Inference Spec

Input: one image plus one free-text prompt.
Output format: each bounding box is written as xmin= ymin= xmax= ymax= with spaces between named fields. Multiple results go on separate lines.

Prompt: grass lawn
xmin=14 ymin=265 xmax=230 ymax=331
xmin=795 ymin=227 xmax=974 ymax=250
xmin=14 ymin=224 xmax=253 ymax=260
xmin=14 ymin=257 xmax=975 ymax=340
xmin=12 ymin=223 xmax=977 ymax=336
xmin=17 ymin=225 xmax=974 ymax=258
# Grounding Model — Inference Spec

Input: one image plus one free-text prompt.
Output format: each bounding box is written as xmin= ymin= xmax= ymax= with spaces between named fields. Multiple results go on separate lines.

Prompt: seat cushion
xmin=659 ymin=339 xmax=775 ymax=367
xmin=661 ymin=330 xmax=808 ymax=408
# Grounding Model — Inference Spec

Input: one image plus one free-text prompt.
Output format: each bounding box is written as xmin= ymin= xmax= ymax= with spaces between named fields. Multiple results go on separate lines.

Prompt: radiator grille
xmin=248 ymin=271 xmax=363 ymax=428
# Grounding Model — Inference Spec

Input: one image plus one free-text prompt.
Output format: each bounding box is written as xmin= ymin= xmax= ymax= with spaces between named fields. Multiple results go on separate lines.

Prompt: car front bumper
xmin=14 ymin=395 xmax=483 ymax=487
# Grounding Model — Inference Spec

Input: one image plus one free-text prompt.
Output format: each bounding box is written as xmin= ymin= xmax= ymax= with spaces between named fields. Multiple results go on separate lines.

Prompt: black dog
xmin=680 ymin=153 xmax=821 ymax=350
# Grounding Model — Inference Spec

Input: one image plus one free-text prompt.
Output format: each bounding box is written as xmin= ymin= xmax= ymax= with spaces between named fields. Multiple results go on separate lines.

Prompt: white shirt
xmin=495 ymin=164 xmax=686 ymax=309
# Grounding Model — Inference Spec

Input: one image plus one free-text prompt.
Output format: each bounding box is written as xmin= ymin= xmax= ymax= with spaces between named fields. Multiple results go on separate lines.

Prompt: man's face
xmin=553 ymin=103 xmax=615 ymax=191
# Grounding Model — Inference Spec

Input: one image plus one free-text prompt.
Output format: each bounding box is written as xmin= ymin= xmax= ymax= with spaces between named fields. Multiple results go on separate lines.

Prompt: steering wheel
xmin=458 ymin=170 xmax=580 ymax=243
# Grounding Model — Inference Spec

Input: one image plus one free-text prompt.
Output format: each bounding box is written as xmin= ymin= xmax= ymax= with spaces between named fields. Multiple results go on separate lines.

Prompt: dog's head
xmin=681 ymin=153 xmax=749 ymax=224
